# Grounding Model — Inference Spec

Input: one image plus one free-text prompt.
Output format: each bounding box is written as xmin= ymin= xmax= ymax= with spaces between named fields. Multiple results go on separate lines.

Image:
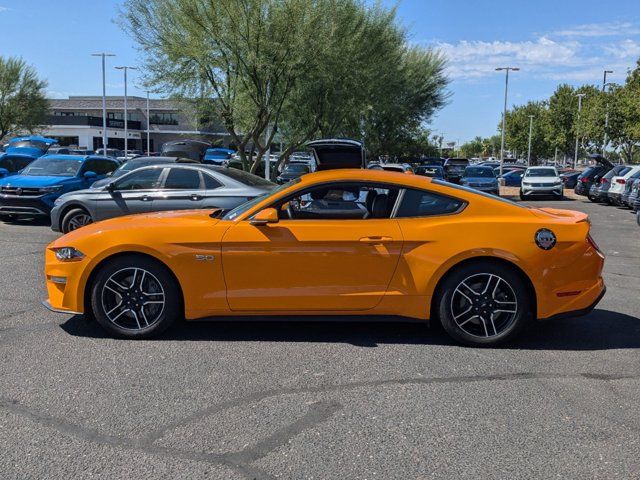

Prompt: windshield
xmin=464 ymin=167 xmax=495 ymax=178
xmin=525 ymin=168 xmax=556 ymax=177
xmin=10 ymin=140 xmax=48 ymax=151
xmin=284 ymin=164 xmax=310 ymax=173
xmin=219 ymin=167 xmax=275 ymax=187
xmin=0 ymin=156 xmax=33 ymax=172
xmin=22 ymin=158 xmax=82 ymax=176
xmin=223 ymin=180 xmax=298 ymax=220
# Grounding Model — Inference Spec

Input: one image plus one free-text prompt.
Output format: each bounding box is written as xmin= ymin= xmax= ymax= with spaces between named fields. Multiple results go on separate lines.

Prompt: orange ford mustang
xmin=43 ymin=169 xmax=605 ymax=346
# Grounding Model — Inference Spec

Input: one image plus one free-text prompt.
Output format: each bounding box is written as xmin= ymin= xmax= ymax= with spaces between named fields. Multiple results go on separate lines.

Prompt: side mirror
xmin=0 ymin=168 xmax=8 ymax=177
xmin=106 ymin=171 xmax=113 ymax=177
xmin=106 ymin=182 xmax=117 ymax=192
xmin=84 ymin=170 xmax=97 ymax=179
xmin=250 ymin=207 xmax=279 ymax=226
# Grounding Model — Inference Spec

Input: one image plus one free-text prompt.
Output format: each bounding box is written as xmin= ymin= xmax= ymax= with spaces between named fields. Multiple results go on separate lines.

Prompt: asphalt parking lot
xmin=1 ymin=196 xmax=639 ymax=479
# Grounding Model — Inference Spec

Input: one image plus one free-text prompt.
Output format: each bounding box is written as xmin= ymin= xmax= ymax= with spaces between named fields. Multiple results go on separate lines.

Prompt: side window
xmin=203 ymin=173 xmax=222 ymax=189
xmin=81 ymin=160 xmax=99 ymax=174
xmin=116 ymin=169 xmax=164 ymax=191
xmin=395 ymin=188 xmax=464 ymax=218
xmin=163 ymin=168 xmax=202 ymax=190
xmin=273 ymin=182 xmax=400 ymax=220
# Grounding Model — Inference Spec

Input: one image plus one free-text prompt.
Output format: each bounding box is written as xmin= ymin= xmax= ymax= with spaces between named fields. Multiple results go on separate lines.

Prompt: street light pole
xmin=574 ymin=93 xmax=586 ymax=167
xmin=495 ymin=67 xmax=520 ymax=178
xmin=115 ymin=66 xmax=138 ymax=157
xmin=91 ymin=53 xmax=115 ymax=152
xmin=602 ymin=70 xmax=613 ymax=155
xmin=527 ymin=115 xmax=534 ymax=167
xmin=146 ymin=91 xmax=151 ymax=154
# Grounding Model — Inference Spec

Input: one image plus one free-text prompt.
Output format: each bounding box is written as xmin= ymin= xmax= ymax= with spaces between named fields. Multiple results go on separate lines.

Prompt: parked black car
xmin=588 ymin=165 xmax=631 ymax=203
xmin=161 ymin=140 xmax=211 ymax=162
xmin=560 ymin=170 xmax=580 ymax=188
xmin=629 ymin=180 xmax=640 ymax=212
xmin=51 ymin=164 xmax=275 ymax=233
xmin=276 ymin=161 xmax=311 ymax=184
xmin=443 ymin=158 xmax=469 ymax=184
xmin=415 ymin=165 xmax=445 ymax=178
xmin=575 ymin=154 xmax=614 ymax=197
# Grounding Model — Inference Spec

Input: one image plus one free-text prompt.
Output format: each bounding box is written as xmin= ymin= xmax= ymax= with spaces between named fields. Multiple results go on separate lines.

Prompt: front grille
xmin=530 ymin=182 xmax=557 ymax=187
xmin=0 ymin=187 xmax=43 ymax=197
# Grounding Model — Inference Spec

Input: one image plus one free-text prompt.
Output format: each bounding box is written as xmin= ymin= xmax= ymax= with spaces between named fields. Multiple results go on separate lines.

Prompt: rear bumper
xmin=542 ymin=284 xmax=606 ymax=321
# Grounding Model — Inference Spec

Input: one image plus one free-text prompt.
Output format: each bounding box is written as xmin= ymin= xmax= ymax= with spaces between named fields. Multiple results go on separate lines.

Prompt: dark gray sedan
xmin=50 ymin=164 xmax=275 ymax=233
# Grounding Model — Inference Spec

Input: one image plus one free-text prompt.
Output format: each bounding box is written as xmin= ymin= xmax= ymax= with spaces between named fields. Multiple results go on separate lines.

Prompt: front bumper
xmin=608 ymin=191 xmax=622 ymax=205
xmin=521 ymin=184 xmax=563 ymax=196
xmin=44 ymin=247 xmax=88 ymax=315
xmin=0 ymin=194 xmax=54 ymax=216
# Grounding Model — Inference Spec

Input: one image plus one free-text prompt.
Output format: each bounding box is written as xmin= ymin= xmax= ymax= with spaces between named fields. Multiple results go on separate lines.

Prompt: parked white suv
xmin=608 ymin=165 xmax=640 ymax=205
xmin=520 ymin=166 xmax=563 ymax=200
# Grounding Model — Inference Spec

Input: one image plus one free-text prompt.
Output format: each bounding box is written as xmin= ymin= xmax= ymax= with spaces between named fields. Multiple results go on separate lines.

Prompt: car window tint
xmin=116 ymin=168 xmax=163 ymax=190
xmin=203 ymin=173 xmax=222 ymax=189
xmin=163 ymin=168 xmax=201 ymax=189
xmin=273 ymin=182 xmax=400 ymax=220
xmin=396 ymin=188 xmax=464 ymax=218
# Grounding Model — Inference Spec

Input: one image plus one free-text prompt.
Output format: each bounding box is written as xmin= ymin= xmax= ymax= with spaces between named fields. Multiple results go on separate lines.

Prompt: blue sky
xmin=1 ymin=0 xmax=639 ymax=144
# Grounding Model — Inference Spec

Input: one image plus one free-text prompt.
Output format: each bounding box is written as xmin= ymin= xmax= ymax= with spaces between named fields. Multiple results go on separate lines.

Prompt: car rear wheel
xmin=437 ymin=261 xmax=531 ymax=347
xmin=62 ymin=208 xmax=93 ymax=233
xmin=90 ymin=255 xmax=181 ymax=339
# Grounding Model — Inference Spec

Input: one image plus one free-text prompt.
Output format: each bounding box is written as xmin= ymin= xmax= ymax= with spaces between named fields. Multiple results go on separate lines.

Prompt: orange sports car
xmin=43 ymin=169 xmax=605 ymax=346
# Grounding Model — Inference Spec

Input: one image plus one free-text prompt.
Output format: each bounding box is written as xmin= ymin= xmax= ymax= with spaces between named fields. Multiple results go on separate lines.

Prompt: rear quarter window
xmin=395 ymin=188 xmax=465 ymax=218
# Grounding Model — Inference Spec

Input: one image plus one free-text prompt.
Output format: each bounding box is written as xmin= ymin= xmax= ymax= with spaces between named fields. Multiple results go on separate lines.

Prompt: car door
xmin=93 ymin=167 xmax=166 ymax=221
xmin=151 ymin=166 xmax=205 ymax=212
xmin=221 ymin=182 xmax=403 ymax=312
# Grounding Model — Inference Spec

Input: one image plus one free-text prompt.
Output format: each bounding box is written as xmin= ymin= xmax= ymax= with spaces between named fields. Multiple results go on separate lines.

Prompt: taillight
xmin=580 ymin=177 xmax=589 ymax=183
xmin=616 ymin=178 xmax=626 ymax=184
xmin=600 ymin=178 xmax=608 ymax=184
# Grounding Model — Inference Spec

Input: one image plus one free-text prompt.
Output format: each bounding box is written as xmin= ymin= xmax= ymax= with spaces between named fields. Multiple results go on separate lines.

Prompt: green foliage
xmin=120 ymin=0 xmax=448 ymax=173
xmin=502 ymin=61 xmax=640 ymax=164
xmin=0 ymin=56 xmax=49 ymax=142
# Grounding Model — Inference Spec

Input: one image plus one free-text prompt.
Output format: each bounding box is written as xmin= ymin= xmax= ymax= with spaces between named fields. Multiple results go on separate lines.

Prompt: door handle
xmin=190 ymin=194 xmax=203 ymax=201
xmin=140 ymin=195 xmax=152 ymax=201
xmin=359 ymin=236 xmax=393 ymax=244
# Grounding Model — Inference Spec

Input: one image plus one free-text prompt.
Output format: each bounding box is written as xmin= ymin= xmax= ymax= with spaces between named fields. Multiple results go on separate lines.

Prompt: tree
xmin=459 ymin=136 xmax=484 ymax=158
xmin=121 ymin=0 xmax=448 ymax=174
xmin=0 ymin=56 xmax=48 ymax=142
xmin=503 ymin=101 xmax=552 ymax=164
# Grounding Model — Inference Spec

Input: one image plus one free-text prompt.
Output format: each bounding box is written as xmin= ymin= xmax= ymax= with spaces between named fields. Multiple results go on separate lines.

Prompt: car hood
xmin=306 ymin=138 xmax=365 ymax=171
xmin=522 ymin=176 xmax=560 ymax=182
xmin=0 ymin=175 xmax=75 ymax=187
xmin=51 ymin=209 xmax=222 ymax=247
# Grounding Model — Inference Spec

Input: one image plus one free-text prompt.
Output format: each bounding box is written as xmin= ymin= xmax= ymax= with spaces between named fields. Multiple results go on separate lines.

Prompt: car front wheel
xmin=437 ymin=261 xmax=531 ymax=346
xmin=62 ymin=208 xmax=93 ymax=233
xmin=90 ymin=255 xmax=181 ymax=338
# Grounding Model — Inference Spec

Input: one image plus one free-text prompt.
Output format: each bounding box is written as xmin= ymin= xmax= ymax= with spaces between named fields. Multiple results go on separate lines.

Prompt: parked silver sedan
xmin=50 ymin=164 xmax=275 ymax=233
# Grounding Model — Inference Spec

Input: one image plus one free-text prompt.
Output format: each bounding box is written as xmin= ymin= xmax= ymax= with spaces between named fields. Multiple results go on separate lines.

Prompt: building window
xmin=149 ymin=113 xmax=178 ymax=125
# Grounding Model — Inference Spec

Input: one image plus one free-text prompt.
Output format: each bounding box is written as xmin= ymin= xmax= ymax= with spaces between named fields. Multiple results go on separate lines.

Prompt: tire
xmin=519 ymin=191 xmax=526 ymax=200
xmin=637 ymin=211 xmax=640 ymax=227
xmin=437 ymin=261 xmax=531 ymax=347
xmin=90 ymin=255 xmax=181 ymax=339
xmin=61 ymin=208 xmax=93 ymax=234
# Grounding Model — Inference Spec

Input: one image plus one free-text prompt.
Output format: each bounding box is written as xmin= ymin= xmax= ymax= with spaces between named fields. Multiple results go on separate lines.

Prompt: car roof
xmin=38 ymin=154 xmax=115 ymax=162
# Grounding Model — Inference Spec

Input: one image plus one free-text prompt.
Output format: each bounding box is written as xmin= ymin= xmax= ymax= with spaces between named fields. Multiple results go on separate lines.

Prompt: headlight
xmin=40 ymin=185 xmax=63 ymax=194
xmin=53 ymin=247 xmax=85 ymax=261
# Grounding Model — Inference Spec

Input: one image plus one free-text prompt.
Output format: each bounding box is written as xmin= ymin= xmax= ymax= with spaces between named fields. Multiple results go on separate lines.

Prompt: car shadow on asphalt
xmin=59 ymin=308 xmax=640 ymax=350
xmin=1 ymin=217 xmax=51 ymax=227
